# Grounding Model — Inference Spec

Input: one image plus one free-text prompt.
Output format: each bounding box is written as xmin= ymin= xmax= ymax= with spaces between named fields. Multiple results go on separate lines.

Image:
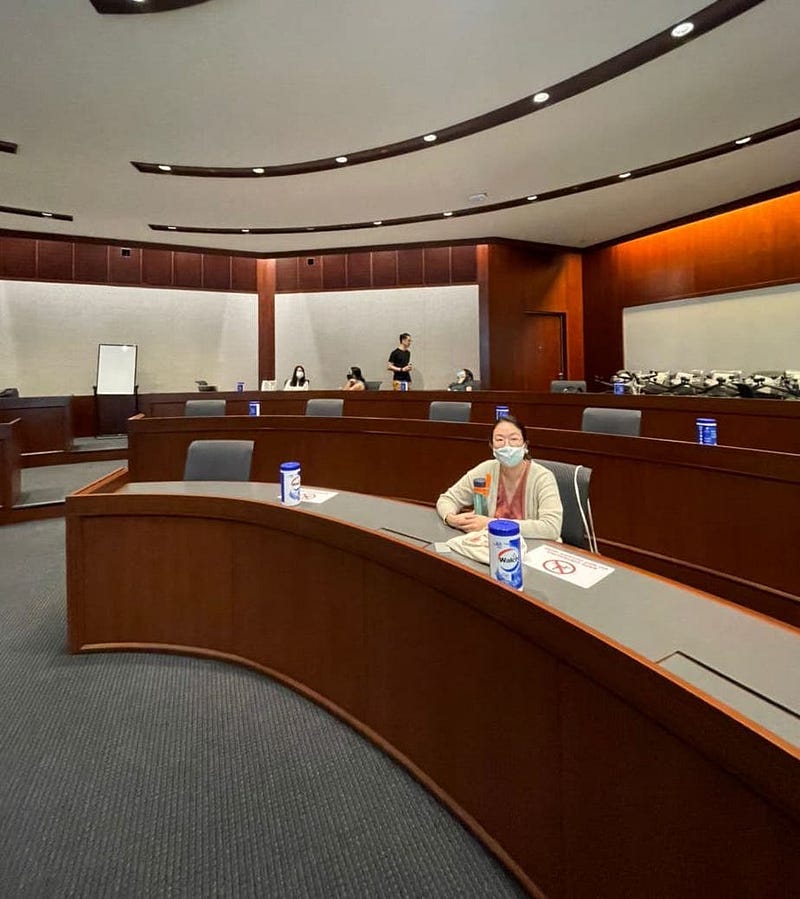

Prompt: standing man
xmin=387 ymin=332 xmax=413 ymax=389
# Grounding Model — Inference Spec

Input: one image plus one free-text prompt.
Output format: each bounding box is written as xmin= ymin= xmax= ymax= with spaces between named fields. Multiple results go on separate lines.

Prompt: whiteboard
xmin=96 ymin=343 xmax=137 ymax=395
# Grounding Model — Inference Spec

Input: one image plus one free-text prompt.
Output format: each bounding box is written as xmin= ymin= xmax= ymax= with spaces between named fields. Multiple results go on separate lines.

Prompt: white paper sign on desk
xmin=300 ymin=489 xmax=338 ymax=504
xmin=524 ymin=544 xmax=614 ymax=589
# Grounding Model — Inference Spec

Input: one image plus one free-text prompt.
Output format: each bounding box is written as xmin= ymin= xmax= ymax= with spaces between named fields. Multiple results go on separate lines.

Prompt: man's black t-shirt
xmin=389 ymin=347 xmax=411 ymax=382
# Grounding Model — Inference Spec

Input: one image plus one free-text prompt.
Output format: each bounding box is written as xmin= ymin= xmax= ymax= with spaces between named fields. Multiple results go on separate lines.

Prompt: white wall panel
xmin=623 ymin=283 xmax=800 ymax=372
xmin=0 ymin=280 xmax=257 ymax=395
xmin=274 ymin=285 xmax=480 ymax=390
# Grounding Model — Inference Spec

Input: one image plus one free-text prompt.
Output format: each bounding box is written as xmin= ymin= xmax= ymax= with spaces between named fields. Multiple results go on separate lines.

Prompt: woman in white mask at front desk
xmin=283 ymin=365 xmax=310 ymax=390
xmin=436 ymin=415 xmax=563 ymax=540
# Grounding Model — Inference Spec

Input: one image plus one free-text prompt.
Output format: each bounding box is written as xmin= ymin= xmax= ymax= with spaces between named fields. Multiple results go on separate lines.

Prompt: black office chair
xmin=550 ymin=380 xmax=587 ymax=393
xmin=183 ymin=440 xmax=254 ymax=481
xmin=581 ymin=407 xmax=641 ymax=437
xmin=305 ymin=398 xmax=344 ymax=417
xmin=0 ymin=387 xmax=20 ymax=398
xmin=534 ymin=458 xmax=595 ymax=551
xmin=428 ymin=401 xmax=471 ymax=422
xmin=185 ymin=399 xmax=226 ymax=417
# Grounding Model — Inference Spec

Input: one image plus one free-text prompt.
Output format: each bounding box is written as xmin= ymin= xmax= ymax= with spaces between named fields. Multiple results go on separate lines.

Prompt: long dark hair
xmin=348 ymin=366 xmax=365 ymax=383
xmin=492 ymin=414 xmax=531 ymax=460
xmin=289 ymin=365 xmax=307 ymax=387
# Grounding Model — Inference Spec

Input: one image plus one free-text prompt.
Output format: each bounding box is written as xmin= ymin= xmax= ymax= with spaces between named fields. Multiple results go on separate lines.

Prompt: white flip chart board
xmin=95 ymin=343 xmax=138 ymax=395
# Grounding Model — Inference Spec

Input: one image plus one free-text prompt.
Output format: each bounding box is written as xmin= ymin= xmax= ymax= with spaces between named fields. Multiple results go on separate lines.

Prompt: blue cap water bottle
xmin=279 ymin=461 xmax=301 ymax=506
xmin=488 ymin=519 xmax=523 ymax=590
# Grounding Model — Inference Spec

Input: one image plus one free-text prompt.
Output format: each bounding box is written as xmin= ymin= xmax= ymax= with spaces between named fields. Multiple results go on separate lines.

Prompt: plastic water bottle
xmin=488 ymin=519 xmax=523 ymax=590
xmin=495 ymin=404 xmax=510 ymax=420
xmin=696 ymin=418 xmax=718 ymax=445
xmin=248 ymin=401 xmax=260 ymax=416
xmin=236 ymin=380 xmax=245 ymax=392
xmin=279 ymin=461 xmax=301 ymax=506
xmin=613 ymin=381 xmax=625 ymax=395
xmin=473 ymin=477 xmax=489 ymax=516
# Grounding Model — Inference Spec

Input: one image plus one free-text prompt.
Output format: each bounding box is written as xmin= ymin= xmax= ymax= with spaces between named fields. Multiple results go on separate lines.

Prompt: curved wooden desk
xmin=66 ymin=477 xmax=799 ymax=899
xmin=126 ymin=414 xmax=800 ymax=628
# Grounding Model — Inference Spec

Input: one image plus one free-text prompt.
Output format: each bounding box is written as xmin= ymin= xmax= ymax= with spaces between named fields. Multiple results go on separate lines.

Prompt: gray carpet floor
xmin=0 ymin=518 xmax=528 ymax=898
xmin=17 ymin=461 xmax=125 ymax=508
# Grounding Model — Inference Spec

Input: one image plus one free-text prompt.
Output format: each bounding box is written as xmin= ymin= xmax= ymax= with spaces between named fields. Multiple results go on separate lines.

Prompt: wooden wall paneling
xmin=74 ymin=243 xmax=109 ymax=282
xmin=257 ymin=259 xmax=276 ymax=381
xmin=0 ymin=237 xmax=37 ymax=278
xmin=141 ymin=248 xmax=174 ymax=286
xmin=275 ymin=257 xmax=299 ymax=292
xmin=231 ymin=256 xmax=257 ymax=292
xmin=581 ymin=190 xmax=800 ymax=387
xmin=202 ymin=254 xmax=232 ymax=290
xmin=173 ymin=251 xmax=202 ymax=288
xmin=347 ymin=251 xmax=372 ymax=288
xmin=321 ymin=253 xmax=347 ymax=290
xmin=397 ymin=248 xmax=424 ymax=285
xmin=371 ymin=250 xmax=398 ymax=287
xmin=36 ymin=239 xmax=74 ymax=281
xmin=451 ymin=244 xmax=478 ymax=283
xmin=108 ymin=245 xmax=142 ymax=284
xmin=297 ymin=255 xmax=323 ymax=291
xmin=423 ymin=247 xmax=451 ymax=284
xmin=0 ymin=419 xmax=22 ymax=511
xmin=481 ymin=244 xmax=584 ymax=390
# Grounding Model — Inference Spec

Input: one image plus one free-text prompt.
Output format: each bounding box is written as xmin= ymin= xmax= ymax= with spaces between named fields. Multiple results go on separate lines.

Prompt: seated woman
xmin=343 ymin=366 xmax=367 ymax=391
xmin=447 ymin=368 xmax=475 ymax=391
xmin=436 ymin=415 xmax=563 ymax=540
xmin=283 ymin=365 xmax=310 ymax=390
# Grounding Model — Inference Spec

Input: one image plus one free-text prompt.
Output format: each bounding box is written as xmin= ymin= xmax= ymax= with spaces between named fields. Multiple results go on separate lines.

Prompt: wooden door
xmin=515 ymin=313 xmax=566 ymax=391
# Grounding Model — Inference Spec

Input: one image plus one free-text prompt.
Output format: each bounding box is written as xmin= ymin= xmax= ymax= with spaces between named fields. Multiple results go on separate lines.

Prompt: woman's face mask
xmin=295 ymin=369 xmax=304 ymax=379
xmin=493 ymin=445 xmax=526 ymax=467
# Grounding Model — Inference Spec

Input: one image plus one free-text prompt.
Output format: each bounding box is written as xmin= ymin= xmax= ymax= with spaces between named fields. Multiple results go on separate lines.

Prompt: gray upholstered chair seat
xmin=534 ymin=458 xmax=594 ymax=550
xmin=581 ymin=406 xmax=641 ymax=436
xmin=185 ymin=399 xmax=226 ymax=417
xmin=305 ymin=398 xmax=344 ymax=417
xmin=428 ymin=401 xmax=471 ymax=422
xmin=183 ymin=440 xmax=254 ymax=481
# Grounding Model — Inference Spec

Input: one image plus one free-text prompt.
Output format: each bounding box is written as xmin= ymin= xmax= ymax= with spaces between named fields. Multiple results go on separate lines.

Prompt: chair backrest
xmin=183 ymin=440 xmax=254 ymax=481
xmin=428 ymin=401 xmax=471 ymax=422
xmin=185 ymin=399 xmax=226 ymax=417
xmin=550 ymin=380 xmax=587 ymax=393
xmin=305 ymin=398 xmax=344 ymax=417
xmin=365 ymin=381 xmax=382 ymax=391
xmin=0 ymin=387 xmax=20 ymax=398
xmin=534 ymin=458 xmax=594 ymax=550
xmin=581 ymin=406 xmax=641 ymax=437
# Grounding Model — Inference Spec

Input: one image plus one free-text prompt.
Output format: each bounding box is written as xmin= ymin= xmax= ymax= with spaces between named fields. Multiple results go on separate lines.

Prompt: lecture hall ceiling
xmin=1 ymin=0 xmax=799 ymax=255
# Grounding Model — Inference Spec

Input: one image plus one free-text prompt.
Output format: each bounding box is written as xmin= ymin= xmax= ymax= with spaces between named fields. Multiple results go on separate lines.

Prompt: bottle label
xmin=489 ymin=533 xmax=523 ymax=590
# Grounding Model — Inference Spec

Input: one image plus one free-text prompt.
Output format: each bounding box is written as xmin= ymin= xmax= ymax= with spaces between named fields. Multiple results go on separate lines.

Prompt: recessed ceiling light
xmin=618 ymin=172 xmax=632 ymax=179
xmin=532 ymin=92 xmax=550 ymax=104
xmin=42 ymin=211 xmax=53 ymax=217
xmin=734 ymin=136 xmax=751 ymax=145
xmin=335 ymin=156 xmax=348 ymax=164
xmin=671 ymin=21 xmax=694 ymax=38
xmin=526 ymin=195 xmax=538 ymax=201
xmin=167 ymin=225 xmax=177 ymax=230
xmin=157 ymin=164 xmax=172 ymax=172
xmin=252 ymin=167 xmax=265 ymax=174
xmin=241 ymin=228 xmax=250 ymax=233
xmin=443 ymin=211 xmax=453 ymax=217
xmin=423 ymin=134 xmax=437 ymax=143
xmin=306 ymin=226 xmax=315 ymax=231
xmin=373 ymin=220 xmax=383 ymax=226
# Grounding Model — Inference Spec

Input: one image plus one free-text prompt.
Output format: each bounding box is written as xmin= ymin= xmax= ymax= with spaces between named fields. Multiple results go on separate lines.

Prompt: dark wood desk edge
xmin=66 ymin=488 xmax=800 ymax=813
xmin=0 ymin=418 xmax=22 ymax=510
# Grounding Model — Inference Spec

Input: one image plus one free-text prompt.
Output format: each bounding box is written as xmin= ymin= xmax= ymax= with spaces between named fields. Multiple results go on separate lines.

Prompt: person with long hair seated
xmin=436 ymin=415 xmax=563 ymax=539
xmin=283 ymin=365 xmax=310 ymax=390
xmin=447 ymin=368 xmax=475 ymax=391
xmin=343 ymin=366 xmax=366 ymax=391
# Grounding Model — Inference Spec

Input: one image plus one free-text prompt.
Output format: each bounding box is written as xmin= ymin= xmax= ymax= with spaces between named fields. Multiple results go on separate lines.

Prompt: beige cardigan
xmin=436 ymin=459 xmax=563 ymax=540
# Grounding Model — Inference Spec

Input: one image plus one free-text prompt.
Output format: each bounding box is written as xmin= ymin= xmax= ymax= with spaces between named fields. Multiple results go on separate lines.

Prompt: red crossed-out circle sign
xmin=543 ymin=558 xmax=576 ymax=576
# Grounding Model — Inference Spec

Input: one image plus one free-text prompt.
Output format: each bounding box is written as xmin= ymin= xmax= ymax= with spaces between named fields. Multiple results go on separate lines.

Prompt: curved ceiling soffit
xmin=90 ymin=0 xmax=216 ymax=14
xmin=131 ymin=0 xmax=767 ymax=179
xmin=147 ymin=115 xmax=800 ymax=235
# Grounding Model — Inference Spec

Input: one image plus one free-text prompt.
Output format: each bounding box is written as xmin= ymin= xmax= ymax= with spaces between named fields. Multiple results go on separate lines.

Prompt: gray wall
xmin=0 ymin=280 xmax=480 ymax=395
xmin=623 ymin=282 xmax=800 ymax=372
xmin=274 ymin=285 xmax=480 ymax=390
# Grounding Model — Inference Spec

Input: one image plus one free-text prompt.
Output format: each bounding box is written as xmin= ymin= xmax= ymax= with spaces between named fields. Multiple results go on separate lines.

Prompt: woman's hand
xmin=447 ymin=512 xmax=491 ymax=532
